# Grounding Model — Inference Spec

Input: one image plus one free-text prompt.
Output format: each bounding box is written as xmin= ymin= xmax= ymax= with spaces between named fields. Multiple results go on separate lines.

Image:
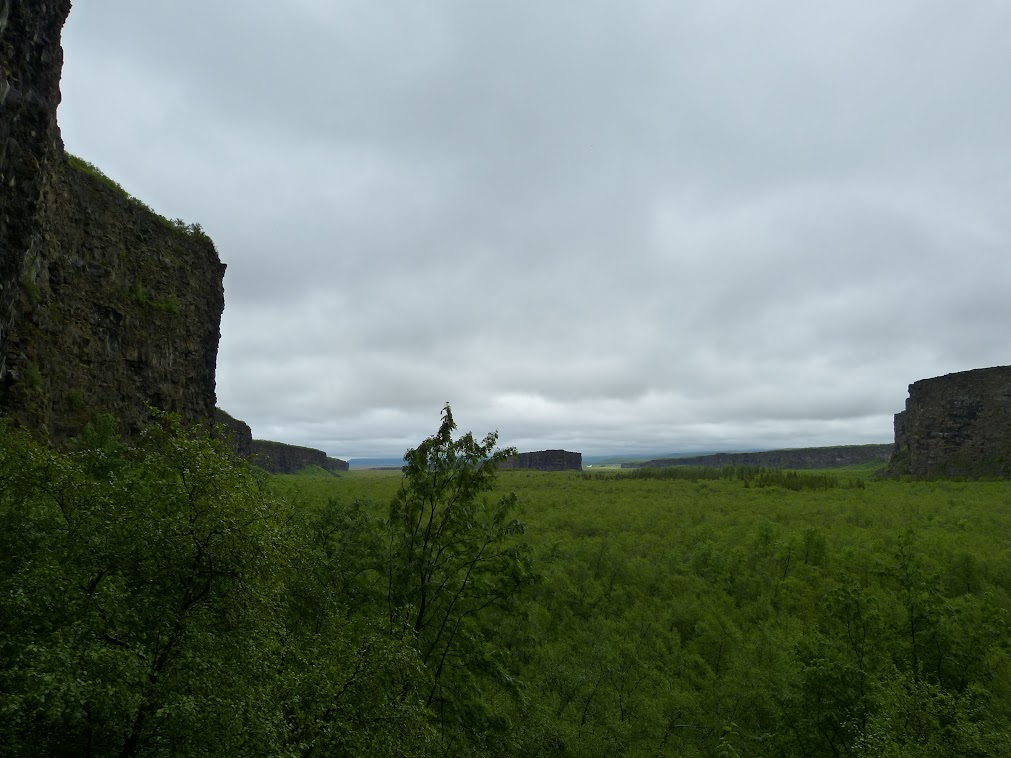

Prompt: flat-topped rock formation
xmin=624 ymin=444 xmax=893 ymax=471
xmin=248 ymin=439 xmax=349 ymax=475
xmin=885 ymin=366 xmax=1011 ymax=478
xmin=500 ymin=450 xmax=582 ymax=472
xmin=213 ymin=409 xmax=347 ymax=474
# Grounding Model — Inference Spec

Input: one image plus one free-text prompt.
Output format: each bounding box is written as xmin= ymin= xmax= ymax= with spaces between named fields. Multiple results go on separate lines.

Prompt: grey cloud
xmin=59 ymin=1 xmax=1011 ymax=457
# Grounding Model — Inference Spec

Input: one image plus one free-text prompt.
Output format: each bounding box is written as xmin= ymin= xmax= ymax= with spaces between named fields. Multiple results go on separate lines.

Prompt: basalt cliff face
xmin=213 ymin=409 xmax=348 ymax=474
xmin=248 ymin=439 xmax=349 ymax=475
xmin=886 ymin=366 xmax=1011 ymax=478
xmin=1 ymin=1 xmax=225 ymax=444
xmin=500 ymin=449 xmax=582 ymax=472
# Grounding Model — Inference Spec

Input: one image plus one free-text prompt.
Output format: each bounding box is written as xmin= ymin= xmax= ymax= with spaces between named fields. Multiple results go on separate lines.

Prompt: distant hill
xmin=623 ymin=444 xmax=893 ymax=470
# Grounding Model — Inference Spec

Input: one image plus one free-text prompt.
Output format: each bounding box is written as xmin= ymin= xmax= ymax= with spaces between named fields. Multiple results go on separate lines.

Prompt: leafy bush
xmin=0 ymin=414 xmax=434 ymax=756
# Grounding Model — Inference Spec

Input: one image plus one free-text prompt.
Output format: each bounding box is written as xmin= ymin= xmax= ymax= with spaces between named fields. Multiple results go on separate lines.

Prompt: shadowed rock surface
xmin=213 ymin=408 xmax=253 ymax=458
xmin=500 ymin=450 xmax=582 ymax=471
xmin=213 ymin=408 xmax=347 ymax=474
xmin=249 ymin=439 xmax=349 ymax=475
xmin=1 ymin=1 xmax=224 ymax=445
xmin=625 ymin=444 xmax=893 ymax=470
xmin=885 ymin=366 xmax=1011 ymax=478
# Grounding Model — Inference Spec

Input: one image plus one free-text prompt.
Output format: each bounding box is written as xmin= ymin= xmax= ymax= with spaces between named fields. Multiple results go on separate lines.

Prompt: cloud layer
xmin=59 ymin=1 xmax=1011 ymax=457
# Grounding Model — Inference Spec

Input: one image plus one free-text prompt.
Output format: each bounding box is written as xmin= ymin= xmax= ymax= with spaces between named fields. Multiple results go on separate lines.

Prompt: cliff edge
xmin=1 ymin=1 xmax=225 ymax=444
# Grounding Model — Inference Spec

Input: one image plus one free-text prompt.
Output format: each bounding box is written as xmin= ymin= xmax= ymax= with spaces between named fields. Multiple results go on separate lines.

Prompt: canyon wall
xmin=1 ymin=0 xmax=72 ymax=426
xmin=886 ymin=366 xmax=1011 ymax=478
xmin=1 ymin=1 xmax=225 ymax=444
xmin=213 ymin=409 xmax=348 ymax=474
xmin=249 ymin=439 xmax=349 ymax=475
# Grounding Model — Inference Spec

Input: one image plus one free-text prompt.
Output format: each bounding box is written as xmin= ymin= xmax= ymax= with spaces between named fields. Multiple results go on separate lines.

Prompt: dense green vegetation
xmin=3 ymin=410 xmax=1011 ymax=756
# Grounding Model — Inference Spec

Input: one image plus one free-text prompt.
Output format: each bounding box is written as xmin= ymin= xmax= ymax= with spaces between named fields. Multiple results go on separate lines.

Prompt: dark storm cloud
xmin=59 ymin=1 xmax=1011 ymax=457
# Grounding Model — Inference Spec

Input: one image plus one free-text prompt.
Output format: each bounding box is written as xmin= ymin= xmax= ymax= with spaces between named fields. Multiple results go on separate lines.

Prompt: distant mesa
xmin=214 ymin=409 xmax=348 ymax=475
xmin=499 ymin=449 xmax=582 ymax=472
xmin=248 ymin=439 xmax=349 ymax=476
xmin=624 ymin=444 xmax=893 ymax=470
xmin=884 ymin=365 xmax=1011 ymax=479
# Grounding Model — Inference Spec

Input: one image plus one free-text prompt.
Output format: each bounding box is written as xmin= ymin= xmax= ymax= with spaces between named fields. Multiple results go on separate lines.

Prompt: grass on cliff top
xmin=65 ymin=152 xmax=212 ymax=244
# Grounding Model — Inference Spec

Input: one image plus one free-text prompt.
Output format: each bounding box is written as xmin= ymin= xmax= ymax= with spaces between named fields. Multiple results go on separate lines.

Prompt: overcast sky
xmin=58 ymin=1 xmax=1011 ymax=459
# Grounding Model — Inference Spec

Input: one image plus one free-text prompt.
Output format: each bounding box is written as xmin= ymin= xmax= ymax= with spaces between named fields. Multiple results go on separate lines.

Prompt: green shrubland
xmin=277 ymin=464 xmax=1011 ymax=756
xmin=3 ymin=411 xmax=1011 ymax=756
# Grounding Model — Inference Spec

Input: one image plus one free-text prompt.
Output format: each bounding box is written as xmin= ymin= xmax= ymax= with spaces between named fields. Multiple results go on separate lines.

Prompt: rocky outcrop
xmin=500 ymin=450 xmax=582 ymax=472
xmin=625 ymin=444 xmax=893 ymax=470
xmin=248 ymin=439 xmax=349 ymax=475
xmin=0 ymin=1 xmax=225 ymax=444
xmin=884 ymin=366 xmax=1011 ymax=478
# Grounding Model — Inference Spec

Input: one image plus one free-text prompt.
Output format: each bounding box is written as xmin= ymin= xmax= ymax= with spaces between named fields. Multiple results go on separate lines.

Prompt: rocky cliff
xmin=885 ymin=366 xmax=1011 ymax=478
xmin=1 ymin=1 xmax=225 ymax=444
xmin=625 ymin=444 xmax=893 ymax=471
xmin=212 ymin=408 xmax=348 ymax=474
xmin=1 ymin=0 xmax=71 ymax=425
xmin=500 ymin=449 xmax=582 ymax=472
xmin=214 ymin=408 xmax=253 ymax=458
xmin=248 ymin=439 xmax=349 ymax=475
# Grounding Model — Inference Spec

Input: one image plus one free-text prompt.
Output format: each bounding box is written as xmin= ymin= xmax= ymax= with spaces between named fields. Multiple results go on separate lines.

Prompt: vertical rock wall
xmin=1 ymin=1 xmax=226 ymax=444
xmin=887 ymin=366 xmax=1011 ymax=478
xmin=1 ymin=0 xmax=72 ymax=396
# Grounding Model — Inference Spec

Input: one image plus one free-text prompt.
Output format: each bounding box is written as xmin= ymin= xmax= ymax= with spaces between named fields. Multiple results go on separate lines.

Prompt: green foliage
xmin=0 ymin=414 xmax=434 ymax=756
xmin=5 ymin=411 xmax=1011 ymax=756
xmin=292 ymin=463 xmax=338 ymax=477
xmin=588 ymin=463 xmax=852 ymax=490
xmin=385 ymin=404 xmax=534 ymax=748
xmin=150 ymin=294 xmax=181 ymax=314
xmin=66 ymin=388 xmax=87 ymax=413
xmin=66 ymin=153 xmax=132 ymax=200
xmin=167 ymin=218 xmax=212 ymax=243
xmin=19 ymin=272 xmax=41 ymax=304
xmin=129 ymin=280 xmax=181 ymax=315
xmin=289 ymin=467 xmax=1011 ymax=756
xmin=0 ymin=413 xmax=287 ymax=754
xmin=23 ymin=360 xmax=42 ymax=390
xmin=129 ymin=279 xmax=149 ymax=305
